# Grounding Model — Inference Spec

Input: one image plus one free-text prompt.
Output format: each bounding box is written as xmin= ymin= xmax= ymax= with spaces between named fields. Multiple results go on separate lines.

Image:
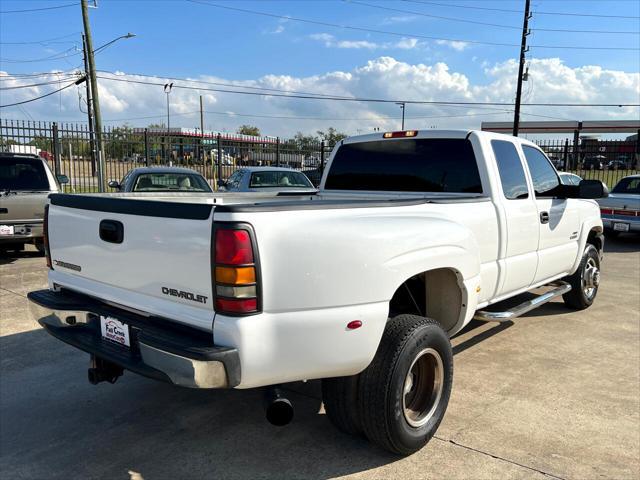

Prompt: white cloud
xmin=1 ymin=57 xmax=638 ymax=137
xmin=309 ymin=33 xmax=421 ymax=50
xmin=435 ymin=40 xmax=469 ymax=51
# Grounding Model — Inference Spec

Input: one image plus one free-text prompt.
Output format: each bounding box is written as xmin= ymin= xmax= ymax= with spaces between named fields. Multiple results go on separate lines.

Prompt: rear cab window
xmin=491 ymin=140 xmax=529 ymax=200
xmin=324 ymin=138 xmax=483 ymax=193
xmin=0 ymin=156 xmax=49 ymax=191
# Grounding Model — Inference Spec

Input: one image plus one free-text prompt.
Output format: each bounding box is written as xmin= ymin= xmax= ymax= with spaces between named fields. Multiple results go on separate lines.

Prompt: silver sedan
xmin=219 ymin=167 xmax=317 ymax=193
xmin=597 ymin=174 xmax=640 ymax=236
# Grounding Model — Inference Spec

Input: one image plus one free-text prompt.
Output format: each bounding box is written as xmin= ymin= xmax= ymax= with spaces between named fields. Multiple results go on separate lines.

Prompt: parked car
xmin=0 ymin=152 xmax=68 ymax=254
xmin=218 ymin=167 xmax=317 ymax=193
xmin=30 ymin=130 xmax=607 ymax=456
xmin=582 ymin=155 xmax=605 ymax=170
xmin=548 ymin=155 xmax=564 ymax=170
xmin=597 ymin=174 xmax=640 ymax=236
xmin=606 ymin=160 xmax=628 ymax=170
xmin=108 ymin=167 xmax=213 ymax=192
xmin=559 ymin=173 xmax=582 ymax=186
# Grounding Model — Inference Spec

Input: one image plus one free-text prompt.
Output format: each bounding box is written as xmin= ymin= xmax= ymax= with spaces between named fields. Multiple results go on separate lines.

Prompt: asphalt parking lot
xmin=1 ymin=237 xmax=639 ymax=480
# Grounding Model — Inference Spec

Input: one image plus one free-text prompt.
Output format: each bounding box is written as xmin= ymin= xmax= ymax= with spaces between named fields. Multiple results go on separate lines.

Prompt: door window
xmin=491 ymin=140 xmax=529 ymax=200
xmin=522 ymin=146 xmax=561 ymax=197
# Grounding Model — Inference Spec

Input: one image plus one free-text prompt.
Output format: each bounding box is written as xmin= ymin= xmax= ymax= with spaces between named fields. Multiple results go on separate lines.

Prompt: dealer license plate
xmin=613 ymin=223 xmax=630 ymax=232
xmin=0 ymin=225 xmax=14 ymax=235
xmin=100 ymin=315 xmax=130 ymax=347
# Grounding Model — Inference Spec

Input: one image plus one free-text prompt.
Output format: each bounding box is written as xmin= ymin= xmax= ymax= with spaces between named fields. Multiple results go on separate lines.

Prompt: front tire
xmin=563 ymin=244 xmax=601 ymax=310
xmin=357 ymin=315 xmax=453 ymax=455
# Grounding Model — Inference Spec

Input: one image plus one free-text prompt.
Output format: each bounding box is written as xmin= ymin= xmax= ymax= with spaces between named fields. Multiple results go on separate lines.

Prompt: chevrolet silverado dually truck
xmin=28 ymin=130 xmax=607 ymax=455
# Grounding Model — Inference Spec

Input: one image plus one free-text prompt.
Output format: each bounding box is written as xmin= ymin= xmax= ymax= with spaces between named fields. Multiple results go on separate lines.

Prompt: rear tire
xmin=563 ymin=244 xmax=601 ymax=310
xmin=322 ymin=375 xmax=362 ymax=436
xmin=357 ymin=315 xmax=453 ymax=455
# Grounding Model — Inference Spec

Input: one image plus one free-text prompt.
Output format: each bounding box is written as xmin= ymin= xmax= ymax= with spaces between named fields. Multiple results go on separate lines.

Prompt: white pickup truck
xmin=29 ymin=130 xmax=607 ymax=455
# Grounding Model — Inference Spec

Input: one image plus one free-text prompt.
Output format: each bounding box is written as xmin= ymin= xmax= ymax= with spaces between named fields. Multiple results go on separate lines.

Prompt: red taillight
xmin=600 ymin=208 xmax=613 ymax=215
xmin=215 ymin=297 xmax=258 ymax=314
xmin=215 ymin=229 xmax=253 ymax=265
xmin=43 ymin=204 xmax=52 ymax=269
xmin=213 ymin=225 xmax=260 ymax=315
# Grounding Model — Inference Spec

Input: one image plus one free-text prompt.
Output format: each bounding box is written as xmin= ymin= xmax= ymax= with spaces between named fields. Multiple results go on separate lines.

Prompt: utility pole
xmin=513 ymin=0 xmax=531 ymax=137
xmin=81 ymin=34 xmax=96 ymax=177
xmin=81 ymin=0 xmax=105 ymax=191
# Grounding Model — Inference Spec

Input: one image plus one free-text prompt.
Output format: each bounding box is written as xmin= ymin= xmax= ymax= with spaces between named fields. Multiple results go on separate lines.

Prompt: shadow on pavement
xmin=0 ymin=248 xmax=43 ymax=265
xmin=604 ymin=233 xmax=640 ymax=253
xmin=0 ymin=328 xmax=400 ymax=479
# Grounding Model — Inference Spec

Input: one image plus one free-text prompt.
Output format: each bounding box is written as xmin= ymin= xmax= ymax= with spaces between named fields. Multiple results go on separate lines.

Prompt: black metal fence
xmin=1 ymin=119 xmax=638 ymax=192
xmin=0 ymin=120 xmax=330 ymax=191
xmin=536 ymin=136 xmax=639 ymax=188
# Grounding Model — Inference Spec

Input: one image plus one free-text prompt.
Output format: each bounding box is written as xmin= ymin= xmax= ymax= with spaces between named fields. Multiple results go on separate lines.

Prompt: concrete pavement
xmin=1 ymin=238 xmax=639 ymax=479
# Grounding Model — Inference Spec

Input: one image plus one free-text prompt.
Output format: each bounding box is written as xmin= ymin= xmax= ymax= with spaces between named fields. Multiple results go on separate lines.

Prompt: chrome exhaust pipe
xmin=264 ymin=386 xmax=294 ymax=426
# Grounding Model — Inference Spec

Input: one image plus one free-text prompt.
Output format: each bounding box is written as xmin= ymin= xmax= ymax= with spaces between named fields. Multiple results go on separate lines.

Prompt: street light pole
xmin=164 ymin=83 xmax=173 ymax=163
xmin=396 ymin=102 xmax=406 ymax=130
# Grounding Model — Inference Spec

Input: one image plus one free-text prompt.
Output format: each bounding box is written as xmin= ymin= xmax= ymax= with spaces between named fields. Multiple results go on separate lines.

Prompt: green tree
xmin=316 ymin=127 xmax=347 ymax=145
xmin=237 ymin=125 xmax=261 ymax=136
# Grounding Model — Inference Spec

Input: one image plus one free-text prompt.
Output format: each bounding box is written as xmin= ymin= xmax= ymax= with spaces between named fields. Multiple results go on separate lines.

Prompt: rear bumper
xmin=27 ymin=289 xmax=240 ymax=389
xmin=0 ymin=223 xmax=43 ymax=243
xmin=602 ymin=216 xmax=640 ymax=233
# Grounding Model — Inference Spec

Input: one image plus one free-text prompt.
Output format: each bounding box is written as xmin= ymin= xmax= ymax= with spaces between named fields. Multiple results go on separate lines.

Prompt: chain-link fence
xmin=2 ymin=119 xmax=638 ymax=192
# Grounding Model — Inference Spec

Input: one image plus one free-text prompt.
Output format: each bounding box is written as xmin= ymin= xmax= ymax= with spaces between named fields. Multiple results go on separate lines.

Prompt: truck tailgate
xmin=47 ymin=195 xmax=215 ymax=331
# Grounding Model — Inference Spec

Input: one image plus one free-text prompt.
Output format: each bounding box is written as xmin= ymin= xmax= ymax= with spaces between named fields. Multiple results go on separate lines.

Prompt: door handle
xmin=99 ymin=220 xmax=124 ymax=244
xmin=540 ymin=211 xmax=550 ymax=224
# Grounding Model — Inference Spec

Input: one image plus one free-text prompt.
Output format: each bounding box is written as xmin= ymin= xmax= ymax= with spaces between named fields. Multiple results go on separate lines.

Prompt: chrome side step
xmin=474 ymin=282 xmax=572 ymax=323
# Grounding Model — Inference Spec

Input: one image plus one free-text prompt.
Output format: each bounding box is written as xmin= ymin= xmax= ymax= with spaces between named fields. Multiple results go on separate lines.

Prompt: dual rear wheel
xmin=322 ymin=315 xmax=453 ymax=455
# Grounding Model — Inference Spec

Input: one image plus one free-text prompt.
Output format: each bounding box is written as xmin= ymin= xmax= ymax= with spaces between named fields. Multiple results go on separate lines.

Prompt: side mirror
xmin=217 ymin=179 xmax=227 ymax=188
xmin=107 ymin=180 xmax=120 ymax=189
xmin=57 ymin=174 xmax=69 ymax=185
xmin=579 ymin=179 xmax=609 ymax=199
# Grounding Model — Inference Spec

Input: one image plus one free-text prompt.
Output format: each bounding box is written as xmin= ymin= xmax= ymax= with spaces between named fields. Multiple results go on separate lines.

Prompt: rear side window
xmin=0 ymin=157 xmax=49 ymax=191
xmin=612 ymin=177 xmax=640 ymax=194
xmin=325 ymin=138 xmax=482 ymax=193
xmin=491 ymin=140 xmax=528 ymax=200
xmin=249 ymin=171 xmax=313 ymax=188
xmin=522 ymin=146 xmax=560 ymax=197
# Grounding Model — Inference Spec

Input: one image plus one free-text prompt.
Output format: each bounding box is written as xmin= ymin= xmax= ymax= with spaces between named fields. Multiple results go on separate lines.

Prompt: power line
xmin=96 ymin=69 xmax=363 ymax=100
xmin=401 ymin=0 xmax=640 ymax=19
xmin=0 ymin=79 xmax=80 ymax=90
xmin=354 ymin=1 xmax=639 ymax=34
xmin=95 ymin=73 xmax=640 ymax=107
xmin=93 ymin=70 xmax=578 ymax=118
xmin=0 ymin=81 xmax=77 ymax=108
xmin=0 ymin=47 xmax=81 ymax=64
xmin=0 ymin=70 xmax=80 ymax=80
xmin=0 ymin=2 xmax=78 ymax=14
xmin=186 ymin=1 xmax=640 ymax=51
xmin=0 ymin=32 xmax=81 ymax=45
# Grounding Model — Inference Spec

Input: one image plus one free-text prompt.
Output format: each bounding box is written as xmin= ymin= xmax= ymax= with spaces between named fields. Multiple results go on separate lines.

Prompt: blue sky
xmin=1 ymin=1 xmax=639 ymax=136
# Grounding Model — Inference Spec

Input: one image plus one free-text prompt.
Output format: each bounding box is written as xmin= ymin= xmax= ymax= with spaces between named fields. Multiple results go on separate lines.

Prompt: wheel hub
xmin=582 ymin=258 xmax=600 ymax=298
xmin=402 ymin=348 xmax=444 ymax=428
